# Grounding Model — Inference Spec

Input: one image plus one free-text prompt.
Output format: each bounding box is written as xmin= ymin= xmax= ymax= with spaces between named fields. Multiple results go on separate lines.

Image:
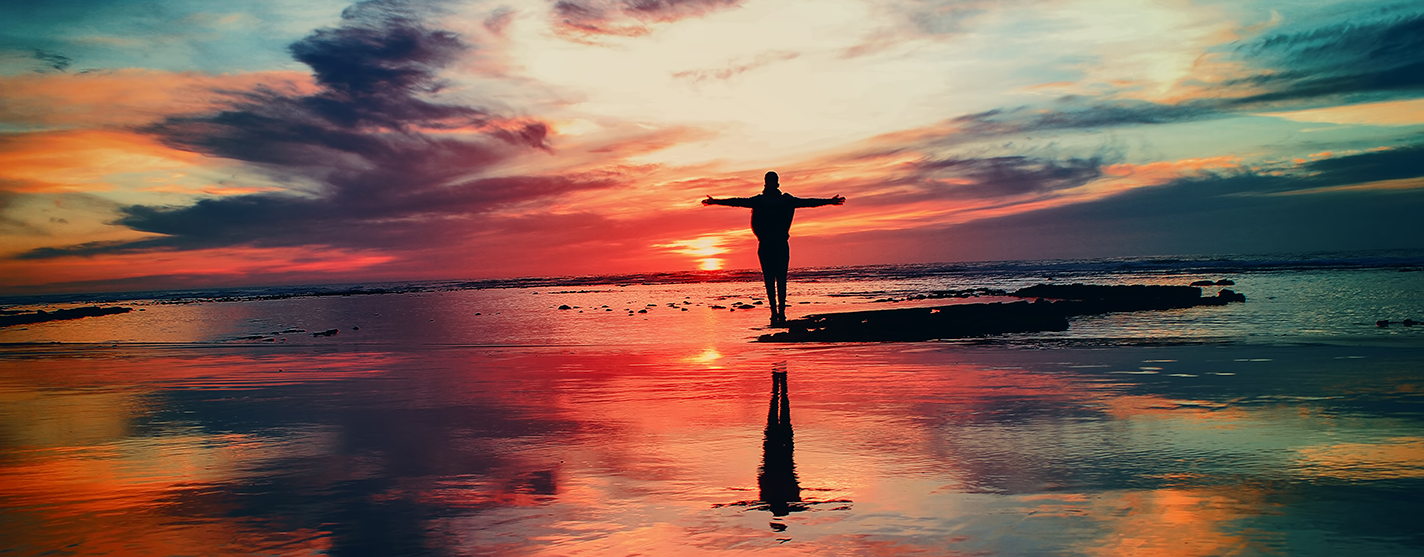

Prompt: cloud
xmin=550 ymin=0 xmax=743 ymax=40
xmin=671 ymin=50 xmax=799 ymax=83
xmin=888 ymin=8 xmax=1424 ymax=145
xmin=898 ymin=154 xmax=1110 ymax=200
xmin=1229 ymin=9 xmax=1424 ymax=105
xmin=0 ymin=69 xmax=316 ymax=129
xmin=15 ymin=0 xmax=616 ymax=263
xmin=850 ymin=143 xmax=1424 ymax=262
xmin=954 ymin=101 xmax=1216 ymax=137
xmin=31 ymin=49 xmax=71 ymax=71
xmin=840 ymin=0 xmax=999 ymax=58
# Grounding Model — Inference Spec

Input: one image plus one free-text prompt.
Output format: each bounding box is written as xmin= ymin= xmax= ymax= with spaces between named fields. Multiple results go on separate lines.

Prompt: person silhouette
xmin=703 ymin=171 xmax=845 ymax=326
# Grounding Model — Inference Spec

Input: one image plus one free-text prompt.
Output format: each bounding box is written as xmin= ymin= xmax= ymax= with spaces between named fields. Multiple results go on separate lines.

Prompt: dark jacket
xmin=707 ymin=192 xmax=840 ymax=242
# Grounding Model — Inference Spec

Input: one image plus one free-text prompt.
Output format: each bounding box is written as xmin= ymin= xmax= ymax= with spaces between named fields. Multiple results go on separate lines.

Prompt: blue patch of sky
xmin=0 ymin=0 xmax=352 ymax=74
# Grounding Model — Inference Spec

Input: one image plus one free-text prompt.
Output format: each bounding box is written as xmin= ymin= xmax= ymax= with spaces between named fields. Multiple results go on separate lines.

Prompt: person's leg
xmin=759 ymin=241 xmax=792 ymax=325
xmin=776 ymin=272 xmax=788 ymax=322
xmin=758 ymin=243 xmax=779 ymax=324
xmin=769 ymin=240 xmax=790 ymax=324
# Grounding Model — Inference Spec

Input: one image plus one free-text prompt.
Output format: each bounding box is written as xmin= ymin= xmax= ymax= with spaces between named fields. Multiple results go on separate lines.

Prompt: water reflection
xmin=2 ymin=343 xmax=1422 ymax=555
xmin=759 ymin=363 xmax=801 ymax=519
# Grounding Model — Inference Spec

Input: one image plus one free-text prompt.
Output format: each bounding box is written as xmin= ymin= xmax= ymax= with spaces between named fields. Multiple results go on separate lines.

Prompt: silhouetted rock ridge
xmin=758 ymin=284 xmax=1245 ymax=342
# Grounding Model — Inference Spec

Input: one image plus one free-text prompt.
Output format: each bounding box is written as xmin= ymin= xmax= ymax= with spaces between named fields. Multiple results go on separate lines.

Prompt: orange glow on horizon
xmin=655 ymin=235 xmax=732 ymax=271
xmin=1 ymin=246 xmax=397 ymax=291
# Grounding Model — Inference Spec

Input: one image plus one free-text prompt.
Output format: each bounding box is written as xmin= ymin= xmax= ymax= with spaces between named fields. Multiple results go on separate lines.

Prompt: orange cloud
xmin=0 ymin=129 xmax=205 ymax=194
xmin=1258 ymin=98 xmax=1424 ymax=127
xmin=1264 ymin=177 xmax=1424 ymax=197
xmin=0 ymin=68 xmax=316 ymax=128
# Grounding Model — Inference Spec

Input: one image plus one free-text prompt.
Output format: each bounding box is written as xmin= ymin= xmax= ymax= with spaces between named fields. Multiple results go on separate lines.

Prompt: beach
xmin=2 ymin=255 xmax=1423 ymax=555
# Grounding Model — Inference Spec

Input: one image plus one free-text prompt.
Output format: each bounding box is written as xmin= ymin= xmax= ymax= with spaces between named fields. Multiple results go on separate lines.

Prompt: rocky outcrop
xmin=0 ymin=306 xmax=132 ymax=327
xmin=758 ymin=284 xmax=1246 ymax=343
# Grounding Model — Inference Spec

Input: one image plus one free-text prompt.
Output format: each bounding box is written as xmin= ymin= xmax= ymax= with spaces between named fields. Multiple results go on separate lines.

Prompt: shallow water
xmin=2 ymin=341 xmax=1422 ymax=556
xmin=2 ymin=267 xmax=1421 ymax=347
xmin=2 ymin=260 xmax=1422 ymax=555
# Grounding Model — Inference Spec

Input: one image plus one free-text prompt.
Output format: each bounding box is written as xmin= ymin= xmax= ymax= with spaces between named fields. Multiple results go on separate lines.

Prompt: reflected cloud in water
xmin=1 ymin=343 xmax=1422 ymax=555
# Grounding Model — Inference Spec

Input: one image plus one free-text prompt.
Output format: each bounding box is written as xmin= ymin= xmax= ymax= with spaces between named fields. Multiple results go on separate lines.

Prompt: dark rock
xmin=558 ymin=305 xmax=572 ymax=310
xmin=1215 ymin=279 xmax=1235 ymax=285
xmin=1403 ymin=319 xmax=1417 ymax=327
xmin=1216 ymin=289 xmax=1247 ymax=303
xmin=313 ymin=329 xmax=339 ymax=337
xmin=0 ymin=306 xmax=132 ymax=328
xmin=637 ymin=309 xmax=647 ymax=313
xmin=1190 ymin=280 xmax=1216 ymax=287
xmin=760 ymin=301 xmax=1069 ymax=342
xmin=760 ymin=283 xmax=1247 ymax=343
xmin=1011 ymin=284 xmax=1213 ymax=311
xmin=1377 ymin=320 xmax=1390 ymax=328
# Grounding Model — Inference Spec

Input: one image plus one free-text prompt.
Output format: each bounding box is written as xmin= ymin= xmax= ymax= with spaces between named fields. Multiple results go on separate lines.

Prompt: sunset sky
xmin=2 ymin=0 xmax=1422 ymax=294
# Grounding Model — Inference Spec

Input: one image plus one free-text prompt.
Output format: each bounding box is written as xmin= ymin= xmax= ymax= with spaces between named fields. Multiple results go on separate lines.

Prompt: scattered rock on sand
xmin=313 ymin=329 xmax=339 ymax=337
xmin=558 ymin=305 xmax=572 ymax=310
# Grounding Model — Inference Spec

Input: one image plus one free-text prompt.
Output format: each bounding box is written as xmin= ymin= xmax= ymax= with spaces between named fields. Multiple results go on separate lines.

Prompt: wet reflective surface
xmin=3 ymin=341 xmax=1422 ymax=555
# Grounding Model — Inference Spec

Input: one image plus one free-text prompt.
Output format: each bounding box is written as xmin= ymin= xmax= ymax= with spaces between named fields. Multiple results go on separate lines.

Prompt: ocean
xmin=1 ymin=251 xmax=1422 ymax=555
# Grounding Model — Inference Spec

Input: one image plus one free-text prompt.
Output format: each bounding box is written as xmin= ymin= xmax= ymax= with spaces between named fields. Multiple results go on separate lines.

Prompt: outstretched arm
xmin=703 ymin=195 xmax=756 ymax=208
xmin=793 ymin=194 xmax=846 ymax=208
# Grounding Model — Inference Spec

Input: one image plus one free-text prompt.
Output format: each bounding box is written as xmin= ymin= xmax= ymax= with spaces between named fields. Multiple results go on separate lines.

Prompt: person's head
xmin=763 ymin=171 xmax=780 ymax=194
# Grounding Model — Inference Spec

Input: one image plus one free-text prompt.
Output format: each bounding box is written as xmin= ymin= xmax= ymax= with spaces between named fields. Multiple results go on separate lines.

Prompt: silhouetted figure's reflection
xmin=703 ymin=171 xmax=846 ymax=327
xmin=712 ymin=365 xmax=848 ymax=529
xmin=759 ymin=367 xmax=802 ymax=517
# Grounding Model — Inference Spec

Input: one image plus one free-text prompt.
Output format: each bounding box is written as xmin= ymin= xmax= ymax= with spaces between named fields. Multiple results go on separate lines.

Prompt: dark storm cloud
xmin=551 ymin=0 xmax=742 ymax=39
xmin=17 ymin=1 xmax=615 ymax=260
